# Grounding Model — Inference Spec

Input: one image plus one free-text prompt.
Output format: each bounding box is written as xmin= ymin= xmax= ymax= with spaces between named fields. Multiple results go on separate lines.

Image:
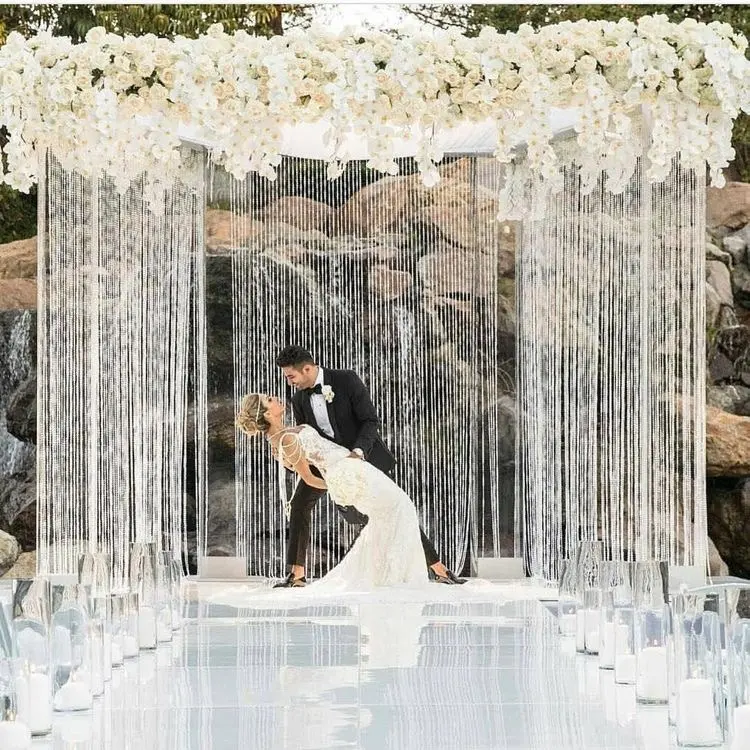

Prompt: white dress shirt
xmin=310 ymin=367 xmax=335 ymax=438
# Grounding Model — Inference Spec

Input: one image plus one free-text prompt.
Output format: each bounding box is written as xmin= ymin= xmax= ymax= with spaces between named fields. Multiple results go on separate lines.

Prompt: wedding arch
xmin=2 ymin=16 xmax=748 ymax=583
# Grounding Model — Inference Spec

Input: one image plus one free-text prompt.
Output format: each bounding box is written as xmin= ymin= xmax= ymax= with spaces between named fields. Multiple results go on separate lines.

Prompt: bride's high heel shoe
xmin=273 ymin=573 xmax=307 ymax=588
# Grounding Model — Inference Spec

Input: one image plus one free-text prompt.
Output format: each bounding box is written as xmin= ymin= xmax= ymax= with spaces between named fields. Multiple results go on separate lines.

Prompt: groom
xmin=273 ymin=344 xmax=465 ymax=588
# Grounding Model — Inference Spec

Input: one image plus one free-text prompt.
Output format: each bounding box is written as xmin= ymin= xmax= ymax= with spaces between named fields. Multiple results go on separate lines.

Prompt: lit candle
xmin=677 ymin=678 xmax=720 ymax=745
xmin=15 ymin=671 xmax=53 ymax=735
xmin=615 ymin=653 xmax=636 ymax=684
xmin=636 ymin=646 xmax=668 ymax=703
xmin=138 ymin=606 xmax=157 ymax=649
xmin=599 ymin=621 xmax=615 ymax=668
xmin=731 ymin=704 xmax=750 ymax=750
xmin=0 ymin=720 xmax=32 ymax=750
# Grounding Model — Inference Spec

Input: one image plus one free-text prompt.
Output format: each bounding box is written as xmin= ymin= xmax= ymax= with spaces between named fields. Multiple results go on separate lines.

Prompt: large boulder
xmin=0 ymin=529 xmax=21 ymax=575
xmin=707 ymin=477 xmax=750 ymax=579
xmin=707 ymin=182 xmax=750 ymax=230
xmin=0 ymin=237 xmax=36 ymax=279
xmin=6 ymin=373 xmax=37 ymax=444
xmin=0 ymin=459 xmax=36 ymax=550
xmin=0 ymin=279 xmax=36 ymax=310
xmin=205 ymin=209 xmax=263 ymax=254
xmin=706 ymin=405 xmax=750 ymax=476
xmin=257 ymin=196 xmax=334 ymax=233
xmin=333 ymin=175 xmax=417 ymax=236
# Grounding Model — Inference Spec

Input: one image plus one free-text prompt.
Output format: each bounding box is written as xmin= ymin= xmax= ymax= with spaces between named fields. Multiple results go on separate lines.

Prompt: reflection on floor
xmin=32 ymin=580 xmax=675 ymax=749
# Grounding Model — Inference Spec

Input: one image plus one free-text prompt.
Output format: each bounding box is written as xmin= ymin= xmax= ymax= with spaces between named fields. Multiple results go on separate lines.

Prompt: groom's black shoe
xmin=434 ymin=569 xmax=467 ymax=585
xmin=273 ymin=573 xmax=307 ymax=588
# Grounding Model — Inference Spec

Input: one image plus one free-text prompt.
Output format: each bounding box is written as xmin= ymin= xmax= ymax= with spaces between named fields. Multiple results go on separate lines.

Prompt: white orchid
xmin=0 ymin=17 xmax=747 ymax=195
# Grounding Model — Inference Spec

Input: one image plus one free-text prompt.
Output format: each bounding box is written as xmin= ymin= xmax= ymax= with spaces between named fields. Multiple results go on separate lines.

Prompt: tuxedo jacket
xmin=291 ymin=368 xmax=396 ymax=475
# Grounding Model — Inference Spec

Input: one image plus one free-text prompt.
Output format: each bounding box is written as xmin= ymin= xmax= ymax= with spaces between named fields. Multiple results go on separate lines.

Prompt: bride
xmin=236 ymin=393 xmax=427 ymax=589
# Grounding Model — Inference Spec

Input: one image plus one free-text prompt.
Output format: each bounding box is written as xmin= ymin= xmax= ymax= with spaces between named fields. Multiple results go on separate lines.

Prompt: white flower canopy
xmin=0 ymin=14 xmax=748 ymax=194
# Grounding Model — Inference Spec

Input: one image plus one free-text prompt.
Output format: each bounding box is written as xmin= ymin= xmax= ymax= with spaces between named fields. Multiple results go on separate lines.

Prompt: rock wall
xmin=2 ymin=174 xmax=750 ymax=580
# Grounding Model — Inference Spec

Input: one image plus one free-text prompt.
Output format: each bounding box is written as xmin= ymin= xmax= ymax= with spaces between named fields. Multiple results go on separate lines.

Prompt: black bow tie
xmin=306 ymin=384 xmax=323 ymax=395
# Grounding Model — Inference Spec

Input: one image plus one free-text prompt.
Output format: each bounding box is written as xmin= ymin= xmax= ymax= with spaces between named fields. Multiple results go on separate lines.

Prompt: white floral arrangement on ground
xmin=0 ymin=15 xmax=748 ymax=196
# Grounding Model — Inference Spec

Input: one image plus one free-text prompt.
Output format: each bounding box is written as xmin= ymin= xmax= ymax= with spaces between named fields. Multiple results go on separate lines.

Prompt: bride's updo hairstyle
xmin=236 ymin=393 xmax=270 ymax=436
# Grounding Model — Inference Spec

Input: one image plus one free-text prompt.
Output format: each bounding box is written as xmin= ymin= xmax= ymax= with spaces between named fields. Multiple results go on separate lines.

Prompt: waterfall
xmin=0 ymin=310 xmax=34 ymax=476
xmin=223 ymin=155 xmax=513 ymax=577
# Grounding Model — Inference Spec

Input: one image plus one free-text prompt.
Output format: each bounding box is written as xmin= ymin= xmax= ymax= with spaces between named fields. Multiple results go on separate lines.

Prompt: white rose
xmin=575 ymin=55 xmax=598 ymax=77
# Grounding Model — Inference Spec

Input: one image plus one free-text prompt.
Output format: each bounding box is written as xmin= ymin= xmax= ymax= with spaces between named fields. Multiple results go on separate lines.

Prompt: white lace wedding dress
xmin=286 ymin=425 xmax=427 ymax=590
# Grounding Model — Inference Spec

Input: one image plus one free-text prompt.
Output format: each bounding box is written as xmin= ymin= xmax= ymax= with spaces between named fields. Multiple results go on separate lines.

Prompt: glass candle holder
xmin=557 ymin=558 xmax=578 ymax=636
xmin=634 ymin=561 xmax=669 ymax=705
xmin=121 ymin=592 xmax=140 ymax=659
xmin=575 ymin=541 xmax=603 ymax=654
xmin=130 ymin=542 xmax=159 ymax=650
xmin=109 ymin=593 xmax=127 ymax=667
xmin=169 ymin=557 xmax=185 ymax=631
xmin=672 ymin=593 xmax=725 ymax=747
xmin=729 ymin=618 xmax=750 ymax=750
xmin=156 ymin=551 xmax=174 ymax=643
xmin=0 ymin=655 xmax=33 ymax=750
xmin=11 ymin=579 xmax=52 ymax=736
xmin=614 ymin=606 xmax=637 ymax=684
xmin=50 ymin=583 xmax=94 ymax=712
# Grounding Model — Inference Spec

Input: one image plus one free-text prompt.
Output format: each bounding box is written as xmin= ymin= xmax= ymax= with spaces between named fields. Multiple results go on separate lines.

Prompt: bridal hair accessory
xmin=236 ymin=393 xmax=264 ymax=436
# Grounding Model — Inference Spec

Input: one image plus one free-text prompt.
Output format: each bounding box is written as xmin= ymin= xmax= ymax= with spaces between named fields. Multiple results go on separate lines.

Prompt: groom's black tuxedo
xmin=291 ymin=368 xmax=395 ymax=475
xmin=284 ymin=367 xmax=440 ymax=571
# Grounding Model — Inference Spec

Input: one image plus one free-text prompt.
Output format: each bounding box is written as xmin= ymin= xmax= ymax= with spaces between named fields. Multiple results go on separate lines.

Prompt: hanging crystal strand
xmin=193 ymin=158 xmax=209 ymax=573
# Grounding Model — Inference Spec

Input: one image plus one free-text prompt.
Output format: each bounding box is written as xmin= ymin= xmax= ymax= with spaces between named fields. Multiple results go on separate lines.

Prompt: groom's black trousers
xmin=285 ymin=473 xmax=440 ymax=570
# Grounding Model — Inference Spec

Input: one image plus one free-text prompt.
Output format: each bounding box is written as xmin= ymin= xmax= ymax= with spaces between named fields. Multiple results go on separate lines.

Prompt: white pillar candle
xmin=636 ymin=646 xmax=668 ymax=703
xmin=15 ymin=672 xmax=53 ymax=735
xmin=731 ymin=704 xmax=750 ymax=750
xmin=615 ymin=654 xmax=636 ymax=684
xmin=53 ymin=679 xmax=93 ymax=712
xmin=559 ymin=613 xmax=576 ymax=636
xmin=584 ymin=608 xmax=600 ymax=653
xmin=576 ymin=609 xmax=586 ymax=651
xmin=0 ymin=720 xmax=32 ymax=750
xmin=677 ymin=678 xmax=720 ymax=746
xmin=122 ymin=634 xmax=139 ymax=658
xmin=138 ymin=606 xmax=157 ymax=649
xmin=599 ymin=622 xmax=616 ymax=668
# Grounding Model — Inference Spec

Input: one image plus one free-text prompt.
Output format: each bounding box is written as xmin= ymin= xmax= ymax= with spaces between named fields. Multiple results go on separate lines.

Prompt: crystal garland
xmin=222 ymin=156 xmax=513 ymax=577
xmin=36 ymin=149 xmax=204 ymax=585
xmin=516 ymin=143 xmax=707 ymax=580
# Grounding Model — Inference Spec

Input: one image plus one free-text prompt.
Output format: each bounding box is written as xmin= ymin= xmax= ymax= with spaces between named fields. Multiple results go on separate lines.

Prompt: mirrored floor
xmin=29 ymin=581 xmax=678 ymax=750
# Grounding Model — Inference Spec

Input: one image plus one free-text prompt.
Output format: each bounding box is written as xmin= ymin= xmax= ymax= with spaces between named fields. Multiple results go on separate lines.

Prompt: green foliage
xmin=0 ymin=184 xmax=37 ymax=242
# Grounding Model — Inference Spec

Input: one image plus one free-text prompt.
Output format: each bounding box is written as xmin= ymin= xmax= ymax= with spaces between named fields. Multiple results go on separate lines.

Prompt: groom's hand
xmin=349 ymin=449 xmax=364 ymax=460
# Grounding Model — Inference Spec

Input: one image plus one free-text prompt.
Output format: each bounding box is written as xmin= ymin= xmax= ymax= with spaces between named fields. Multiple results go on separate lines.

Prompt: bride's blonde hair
xmin=236 ymin=393 xmax=270 ymax=436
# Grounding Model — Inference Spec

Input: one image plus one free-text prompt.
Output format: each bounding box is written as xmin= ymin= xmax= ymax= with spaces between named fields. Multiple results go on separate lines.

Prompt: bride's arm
xmin=278 ymin=433 xmax=327 ymax=491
